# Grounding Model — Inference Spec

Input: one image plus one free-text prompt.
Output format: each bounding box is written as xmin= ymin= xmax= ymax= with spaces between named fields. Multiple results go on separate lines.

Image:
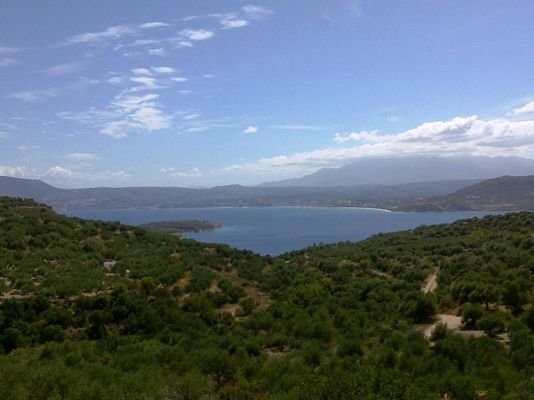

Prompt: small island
xmin=140 ymin=220 xmax=222 ymax=235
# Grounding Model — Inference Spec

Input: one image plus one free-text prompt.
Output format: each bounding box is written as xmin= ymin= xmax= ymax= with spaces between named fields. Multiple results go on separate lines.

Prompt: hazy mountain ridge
xmin=261 ymin=156 xmax=534 ymax=187
xmin=0 ymin=176 xmax=478 ymax=211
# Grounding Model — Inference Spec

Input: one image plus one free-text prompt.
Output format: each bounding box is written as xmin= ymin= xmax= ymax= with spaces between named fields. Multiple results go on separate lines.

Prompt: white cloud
xmin=223 ymin=115 xmax=534 ymax=175
xmin=334 ymin=130 xmax=380 ymax=143
xmin=148 ymin=48 xmax=165 ymax=56
xmin=133 ymin=39 xmax=161 ymax=46
xmin=241 ymin=5 xmax=273 ymax=19
xmin=0 ymin=165 xmax=33 ymax=178
xmin=508 ymin=100 xmax=534 ymax=116
xmin=66 ymin=152 xmax=99 ymax=161
xmin=132 ymin=68 xmax=153 ymax=75
xmin=130 ymin=76 xmax=159 ymax=89
xmin=220 ymin=17 xmax=250 ymax=30
xmin=271 ymin=124 xmax=325 ymax=131
xmin=180 ymin=29 xmax=215 ymax=41
xmin=45 ymin=166 xmax=74 ymax=178
xmin=61 ymin=93 xmax=171 ymax=139
xmin=101 ymin=93 xmax=170 ymax=138
xmin=183 ymin=113 xmax=200 ymax=120
xmin=151 ymin=66 xmax=175 ymax=74
xmin=187 ymin=126 xmax=209 ymax=132
xmin=171 ymin=76 xmax=188 ymax=82
xmin=64 ymin=25 xmax=135 ymax=45
xmin=107 ymin=76 xmax=125 ymax=84
xmin=139 ymin=21 xmax=169 ymax=29
xmin=243 ymin=126 xmax=258 ymax=134
xmin=8 ymin=89 xmax=58 ymax=102
xmin=161 ymin=167 xmax=202 ymax=177
xmin=0 ymin=164 xmax=131 ymax=186
xmin=0 ymin=131 xmax=8 ymax=138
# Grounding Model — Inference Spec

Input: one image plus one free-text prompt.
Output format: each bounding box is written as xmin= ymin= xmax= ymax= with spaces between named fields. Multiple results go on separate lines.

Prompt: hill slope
xmin=0 ymin=176 xmax=60 ymax=198
xmin=261 ymin=156 xmax=534 ymax=187
xmin=399 ymin=175 xmax=534 ymax=211
xmin=0 ymin=196 xmax=533 ymax=398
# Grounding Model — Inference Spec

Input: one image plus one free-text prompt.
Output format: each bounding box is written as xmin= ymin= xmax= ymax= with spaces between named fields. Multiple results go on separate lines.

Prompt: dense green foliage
xmin=0 ymin=197 xmax=533 ymax=399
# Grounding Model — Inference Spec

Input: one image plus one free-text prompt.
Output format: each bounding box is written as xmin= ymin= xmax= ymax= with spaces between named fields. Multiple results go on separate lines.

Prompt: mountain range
xmin=261 ymin=156 xmax=534 ymax=187
xmin=0 ymin=175 xmax=476 ymax=211
xmin=3 ymin=156 xmax=534 ymax=211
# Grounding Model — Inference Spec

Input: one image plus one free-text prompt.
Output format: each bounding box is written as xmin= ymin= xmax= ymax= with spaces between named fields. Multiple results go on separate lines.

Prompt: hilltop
xmin=399 ymin=175 xmax=534 ymax=211
xmin=0 ymin=196 xmax=532 ymax=398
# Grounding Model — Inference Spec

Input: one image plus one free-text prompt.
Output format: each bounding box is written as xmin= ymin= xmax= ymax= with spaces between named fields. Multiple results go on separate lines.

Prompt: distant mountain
xmin=0 ymin=176 xmax=477 ymax=211
xmin=261 ymin=156 xmax=534 ymax=187
xmin=398 ymin=175 xmax=534 ymax=211
xmin=0 ymin=176 xmax=60 ymax=198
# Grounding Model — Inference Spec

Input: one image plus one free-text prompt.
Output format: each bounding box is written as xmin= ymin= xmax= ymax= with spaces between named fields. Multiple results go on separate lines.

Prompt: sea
xmin=66 ymin=207 xmax=497 ymax=255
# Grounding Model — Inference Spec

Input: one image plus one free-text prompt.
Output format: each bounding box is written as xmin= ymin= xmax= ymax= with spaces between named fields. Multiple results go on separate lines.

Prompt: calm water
xmin=66 ymin=207 xmax=496 ymax=255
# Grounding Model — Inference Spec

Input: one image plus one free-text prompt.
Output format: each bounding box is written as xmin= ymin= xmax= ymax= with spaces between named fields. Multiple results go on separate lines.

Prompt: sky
xmin=1 ymin=0 xmax=534 ymax=188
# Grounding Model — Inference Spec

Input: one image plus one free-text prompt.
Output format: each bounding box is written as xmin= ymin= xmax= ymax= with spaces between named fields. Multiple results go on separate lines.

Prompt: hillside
xmin=0 ymin=196 xmax=533 ymax=399
xmin=261 ymin=156 xmax=534 ymax=187
xmin=0 ymin=176 xmax=60 ymax=198
xmin=399 ymin=175 xmax=534 ymax=211
xmin=0 ymin=176 xmax=476 ymax=211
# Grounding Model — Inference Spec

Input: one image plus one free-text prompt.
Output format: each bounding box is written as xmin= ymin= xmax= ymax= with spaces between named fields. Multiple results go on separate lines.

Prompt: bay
xmin=66 ymin=207 xmax=496 ymax=255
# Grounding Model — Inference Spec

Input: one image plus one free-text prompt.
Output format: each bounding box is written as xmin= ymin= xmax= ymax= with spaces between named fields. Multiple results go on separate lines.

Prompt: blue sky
xmin=1 ymin=0 xmax=534 ymax=188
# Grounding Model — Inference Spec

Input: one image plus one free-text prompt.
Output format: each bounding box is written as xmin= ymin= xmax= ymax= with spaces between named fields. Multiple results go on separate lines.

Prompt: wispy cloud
xmin=130 ymin=76 xmax=160 ymax=90
xmin=215 ymin=5 xmax=272 ymax=30
xmin=220 ymin=17 xmax=249 ymax=30
xmin=8 ymin=89 xmax=58 ymax=102
xmin=241 ymin=5 xmax=273 ymax=19
xmin=42 ymin=62 xmax=82 ymax=76
xmin=63 ymin=25 xmax=135 ymax=45
xmin=183 ymin=113 xmax=200 ymax=120
xmin=65 ymin=152 xmax=99 ymax=161
xmin=59 ymin=93 xmax=171 ymax=139
xmin=102 ymin=93 xmax=171 ymax=138
xmin=148 ymin=48 xmax=165 ymax=56
xmin=139 ymin=21 xmax=170 ymax=29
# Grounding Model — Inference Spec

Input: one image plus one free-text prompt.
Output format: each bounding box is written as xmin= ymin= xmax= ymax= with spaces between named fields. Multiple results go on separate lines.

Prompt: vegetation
xmin=0 ymin=196 xmax=533 ymax=399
